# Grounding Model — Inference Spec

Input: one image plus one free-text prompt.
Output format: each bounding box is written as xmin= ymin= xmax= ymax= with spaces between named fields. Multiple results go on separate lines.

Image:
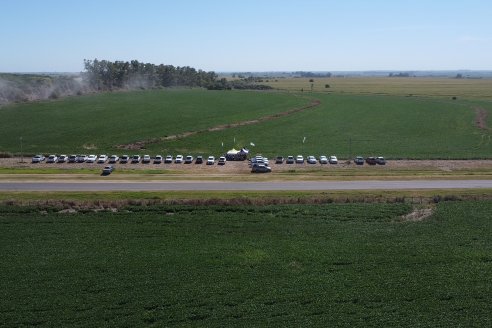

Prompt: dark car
xmin=251 ymin=164 xmax=272 ymax=173
xmin=275 ymin=156 xmax=284 ymax=164
xmin=354 ymin=156 xmax=364 ymax=165
xmin=376 ymin=156 xmax=386 ymax=165
xmin=102 ymin=165 xmax=114 ymax=175
xmin=195 ymin=156 xmax=203 ymax=164
xmin=365 ymin=157 xmax=377 ymax=165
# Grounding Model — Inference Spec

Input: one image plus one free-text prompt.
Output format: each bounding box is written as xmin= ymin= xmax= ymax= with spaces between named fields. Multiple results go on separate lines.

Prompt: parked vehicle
xmin=354 ymin=156 xmax=364 ymax=165
xmin=131 ymin=155 xmax=141 ymax=163
xmin=319 ymin=155 xmax=328 ymax=164
xmin=307 ymin=155 xmax=317 ymax=164
xmin=165 ymin=155 xmax=173 ymax=163
xmin=102 ymin=165 xmax=114 ymax=175
xmin=207 ymin=156 xmax=215 ymax=165
xmin=329 ymin=155 xmax=338 ymax=164
xmin=175 ymin=155 xmax=184 ymax=163
xmin=296 ymin=155 xmax=304 ymax=164
xmin=286 ymin=155 xmax=295 ymax=164
xmin=120 ymin=155 xmax=129 ymax=164
xmin=108 ymin=155 xmax=119 ymax=163
xmin=195 ymin=156 xmax=203 ymax=164
xmin=32 ymin=155 xmax=45 ymax=163
xmin=142 ymin=155 xmax=151 ymax=163
xmin=86 ymin=155 xmax=97 ymax=163
xmin=218 ymin=156 xmax=226 ymax=165
xmin=376 ymin=156 xmax=386 ymax=165
xmin=68 ymin=155 xmax=77 ymax=163
xmin=366 ymin=157 xmax=377 ymax=165
xmin=57 ymin=155 xmax=67 ymax=163
xmin=275 ymin=156 xmax=284 ymax=164
xmin=97 ymin=155 xmax=108 ymax=163
xmin=46 ymin=155 xmax=58 ymax=163
xmin=185 ymin=155 xmax=194 ymax=164
xmin=251 ymin=164 xmax=272 ymax=173
xmin=76 ymin=155 xmax=87 ymax=163
xmin=154 ymin=155 xmax=163 ymax=164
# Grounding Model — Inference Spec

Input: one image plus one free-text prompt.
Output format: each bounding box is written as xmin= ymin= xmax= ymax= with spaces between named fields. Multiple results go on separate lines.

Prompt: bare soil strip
xmin=475 ymin=107 xmax=489 ymax=130
xmin=399 ymin=206 xmax=434 ymax=222
xmin=116 ymin=99 xmax=321 ymax=150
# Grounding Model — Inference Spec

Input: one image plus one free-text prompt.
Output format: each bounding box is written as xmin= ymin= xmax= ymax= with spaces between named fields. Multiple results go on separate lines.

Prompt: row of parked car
xmin=32 ymin=154 xmax=228 ymax=165
xmin=275 ymin=155 xmax=339 ymax=164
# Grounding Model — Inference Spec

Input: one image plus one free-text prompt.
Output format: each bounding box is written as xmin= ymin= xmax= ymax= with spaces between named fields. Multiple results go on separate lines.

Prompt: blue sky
xmin=1 ymin=0 xmax=491 ymax=72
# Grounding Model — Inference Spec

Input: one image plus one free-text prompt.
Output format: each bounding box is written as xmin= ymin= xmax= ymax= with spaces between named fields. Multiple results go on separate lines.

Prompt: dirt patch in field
xmin=116 ymin=99 xmax=321 ymax=150
xmin=400 ymin=206 xmax=434 ymax=222
xmin=475 ymin=107 xmax=489 ymax=130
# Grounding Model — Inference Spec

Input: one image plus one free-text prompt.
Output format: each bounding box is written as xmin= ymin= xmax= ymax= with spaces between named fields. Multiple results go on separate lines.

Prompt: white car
xmin=165 ymin=155 xmax=173 ymax=163
xmin=307 ymin=155 xmax=317 ymax=164
xmin=207 ymin=156 xmax=215 ymax=165
xmin=185 ymin=155 xmax=194 ymax=164
xmin=329 ymin=156 xmax=338 ymax=164
xmin=97 ymin=155 xmax=108 ymax=163
xmin=77 ymin=155 xmax=88 ymax=163
xmin=57 ymin=155 xmax=67 ymax=163
xmin=154 ymin=155 xmax=163 ymax=164
xmin=175 ymin=155 xmax=184 ymax=163
xmin=296 ymin=155 xmax=304 ymax=164
xmin=46 ymin=155 xmax=58 ymax=163
xmin=131 ymin=155 xmax=141 ymax=163
xmin=218 ymin=156 xmax=226 ymax=165
xmin=108 ymin=155 xmax=119 ymax=163
xmin=86 ymin=154 xmax=97 ymax=163
xmin=319 ymin=155 xmax=328 ymax=164
xmin=32 ymin=155 xmax=45 ymax=163
xmin=142 ymin=155 xmax=151 ymax=163
xmin=120 ymin=155 xmax=129 ymax=163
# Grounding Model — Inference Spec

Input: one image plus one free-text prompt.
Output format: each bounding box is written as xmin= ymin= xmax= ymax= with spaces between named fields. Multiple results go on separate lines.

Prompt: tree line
xmin=83 ymin=59 xmax=272 ymax=91
xmin=83 ymin=59 xmax=219 ymax=90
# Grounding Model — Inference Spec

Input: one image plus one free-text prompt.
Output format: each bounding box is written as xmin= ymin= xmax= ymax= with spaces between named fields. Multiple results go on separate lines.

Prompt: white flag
xmin=221 ymin=141 xmax=224 ymax=147
xmin=234 ymin=137 xmax=236 ymax=143
xmin=250 ymin=142 xmax=255 ymax=146
xmin=303 ymin=136 xmax=306 ymax=143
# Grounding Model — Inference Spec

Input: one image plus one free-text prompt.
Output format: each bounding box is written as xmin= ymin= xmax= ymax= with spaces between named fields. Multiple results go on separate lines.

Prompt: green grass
xmin=0 ymin=89 xmax=307 ymax=154
xmin=0 ymin=201 xmax=491 ymax=326
xmin=1 ymin=88 xmax=491 ymax=159
xmin=159 ymin=93 xmax=492 ymax=159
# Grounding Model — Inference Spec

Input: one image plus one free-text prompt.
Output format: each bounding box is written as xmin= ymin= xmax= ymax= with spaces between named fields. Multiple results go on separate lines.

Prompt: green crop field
xmin=1 ymin=201 xmax=491 ymax=326
xmin=1 ymin=85 xmax=491 ymax=159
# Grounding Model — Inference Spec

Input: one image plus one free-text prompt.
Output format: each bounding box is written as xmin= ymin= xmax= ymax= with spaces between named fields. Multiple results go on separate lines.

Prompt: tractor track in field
xmin=475 ymin=107 xmax=489 ymax=130
xmin=116 ymin=98 xmax=321 ymax=150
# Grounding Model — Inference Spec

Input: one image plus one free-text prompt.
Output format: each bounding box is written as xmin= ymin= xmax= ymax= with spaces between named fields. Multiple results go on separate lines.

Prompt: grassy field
xmin=1 ymin=84 xmax=491 ymax=159
xmin=0 ymin=89 xmax=307 ymax=155
xmin=0 ymin=201 xmax=491 ymax=326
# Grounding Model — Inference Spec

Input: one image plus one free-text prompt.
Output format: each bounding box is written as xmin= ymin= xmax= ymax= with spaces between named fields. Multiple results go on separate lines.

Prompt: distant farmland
xmin=0 ymin=83 xmax=490 ymax=159
xmin=264 ymin=77 xmax=492 ymax=100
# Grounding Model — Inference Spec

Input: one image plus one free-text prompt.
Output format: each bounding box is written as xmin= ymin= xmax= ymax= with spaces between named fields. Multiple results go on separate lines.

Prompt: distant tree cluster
xmin=83 ymin=59 xmax=219 ymax=90
xmin=294 ymin=71 xmax=332 ymax=78
xmin=388 ymin=72 xmax=412 ymax=77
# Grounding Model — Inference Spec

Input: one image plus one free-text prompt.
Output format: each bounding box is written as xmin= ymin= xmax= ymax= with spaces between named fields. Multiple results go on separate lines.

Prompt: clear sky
xmin=1 ymin=0 xmax=491 ymax=72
